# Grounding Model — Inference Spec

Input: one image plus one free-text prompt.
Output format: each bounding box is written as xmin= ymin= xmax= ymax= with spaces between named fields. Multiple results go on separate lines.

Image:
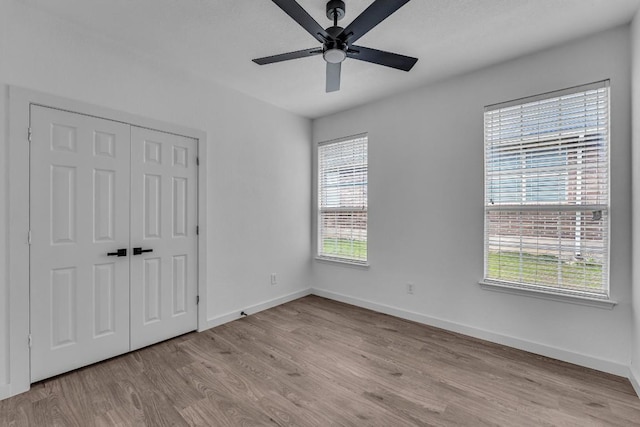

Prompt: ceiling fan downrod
xmin=326 ymin=0 xmax=345 ymax=24
xmin=323 ymin=0 xmax=347 ymax=64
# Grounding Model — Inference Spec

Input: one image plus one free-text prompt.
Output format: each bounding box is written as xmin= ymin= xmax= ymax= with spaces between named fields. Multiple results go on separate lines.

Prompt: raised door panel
xmin=30 ymin=106 xmax=131 ymax=382
xmin=144 ymin=174 xmax=162 ymax=239
xmin=143 ymin=257 xmax=162 ymax=324
xmin=94 ymin=169 xmax=116 ymax=242
xmin=93 ymin=263 xmax=116 ymax=337
xmin=130 ymin=127 xmax=197 ymax=350
xmin=173 ymin=177 xmax=187 ymax=238
xmin=50 ymin=166 xmax=77 ymax=245
xmin=172 ymin=255 xmax=187 ymax=315
xmin=50 ymin=267 xmax=77 ymax=348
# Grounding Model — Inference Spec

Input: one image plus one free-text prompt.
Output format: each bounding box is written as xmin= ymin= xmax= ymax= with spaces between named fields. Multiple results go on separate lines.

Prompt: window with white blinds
xmin=483 ymin=81 xmax=610 ymax=299
xmin=318 ymin=134 xmax=368 ymax=264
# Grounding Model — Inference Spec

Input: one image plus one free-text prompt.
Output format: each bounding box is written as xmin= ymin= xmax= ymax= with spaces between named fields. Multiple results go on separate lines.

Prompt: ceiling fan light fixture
xmin=323 ymin=47 xmax=347 ymax=64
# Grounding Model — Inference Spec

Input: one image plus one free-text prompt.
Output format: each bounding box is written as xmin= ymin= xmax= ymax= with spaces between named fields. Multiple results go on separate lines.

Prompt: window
xmin=317 ymin=134 xmax=368 ymax=264
xmin=483 ymin=81 xmax=610 ymax=299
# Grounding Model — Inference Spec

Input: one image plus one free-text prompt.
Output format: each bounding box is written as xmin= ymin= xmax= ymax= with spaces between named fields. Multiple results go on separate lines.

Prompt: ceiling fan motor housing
xmin=323 ymin=26 xmax=347 ymax=63
xmin=326 ymin=0 xmax=346 ymax=21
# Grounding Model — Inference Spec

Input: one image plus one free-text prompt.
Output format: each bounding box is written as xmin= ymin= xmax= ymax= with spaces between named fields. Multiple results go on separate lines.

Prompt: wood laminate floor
xmin=1 ymin=295 xmax=639 ymax=426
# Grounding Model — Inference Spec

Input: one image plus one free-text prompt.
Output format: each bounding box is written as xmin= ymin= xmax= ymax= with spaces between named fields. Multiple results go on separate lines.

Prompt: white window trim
xmin=316 ymin=133 xmax=368 ymax=265
xmin=479 ymin=280 xmax=616 ymax=309
xmin=314 ymin=256 xmax=370 ymax=268
xmin=481 ymin=81 xmax=612 ymax=304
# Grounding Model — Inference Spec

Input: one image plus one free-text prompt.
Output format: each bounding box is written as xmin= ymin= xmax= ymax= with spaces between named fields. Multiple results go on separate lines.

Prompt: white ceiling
xmin=22 ymin=0 xmax=640 ymax=118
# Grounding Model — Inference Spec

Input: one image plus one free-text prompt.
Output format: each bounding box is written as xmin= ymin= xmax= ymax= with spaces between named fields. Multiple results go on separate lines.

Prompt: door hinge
xmin=28 ymin=334 xmax=32 ymax=348
xmin=196 ymin=295 xmax=200 ymax=305
xmin=28 ymin=127 xmax=32 ymax=142
xmin=27 ymin=230 xmax=32 ymax=245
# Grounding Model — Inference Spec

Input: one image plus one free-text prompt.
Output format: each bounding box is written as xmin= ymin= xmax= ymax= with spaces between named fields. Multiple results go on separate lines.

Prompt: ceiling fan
xmin=252 ymin=0 xmax=418 ymax=92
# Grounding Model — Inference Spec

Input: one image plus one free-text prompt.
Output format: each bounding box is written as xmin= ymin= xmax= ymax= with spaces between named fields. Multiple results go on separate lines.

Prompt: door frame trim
xmin=7 ymin=86 xmax=208 ymax=398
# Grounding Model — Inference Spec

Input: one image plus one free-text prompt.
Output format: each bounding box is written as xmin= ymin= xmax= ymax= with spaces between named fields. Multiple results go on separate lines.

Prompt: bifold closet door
xmin=129 ymin=126 xmax=198 ymax=351
xmin=30 ymin=106 xmax=131 ymax=382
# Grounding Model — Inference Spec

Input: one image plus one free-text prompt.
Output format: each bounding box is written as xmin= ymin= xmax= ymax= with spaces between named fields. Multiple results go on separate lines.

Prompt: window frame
xmin=480 ymin=81 xmax=614 ymax=307
xmin=316 ymin=133 xmax=369 ymax=266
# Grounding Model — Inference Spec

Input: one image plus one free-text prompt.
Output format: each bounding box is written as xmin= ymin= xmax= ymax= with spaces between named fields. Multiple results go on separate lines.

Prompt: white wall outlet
xmin=270 ymin=273 xmax=277 ymax=285
xmin=406 ymin=282 xmax=414 ymax=294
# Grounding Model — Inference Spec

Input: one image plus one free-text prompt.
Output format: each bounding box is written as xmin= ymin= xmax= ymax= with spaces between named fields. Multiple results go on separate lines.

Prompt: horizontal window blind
xmin=318 ymin=135 xmax=368 ymax=263
xmin=484 ymin=81 xmax=609 ymax=298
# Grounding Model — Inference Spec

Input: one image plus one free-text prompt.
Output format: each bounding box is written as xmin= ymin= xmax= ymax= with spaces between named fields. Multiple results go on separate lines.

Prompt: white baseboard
xmin=0 ymin=382 xmax=27 ymax=401
xmin=0 ymin=384 xmax=10 ymax=401
xmin=203 ymin=288 xmax=312 ymax=330
xmin=630 ymin=366 xmax=640 ymax=398
xmin=311 ymin=288 xmax=629 ymax=378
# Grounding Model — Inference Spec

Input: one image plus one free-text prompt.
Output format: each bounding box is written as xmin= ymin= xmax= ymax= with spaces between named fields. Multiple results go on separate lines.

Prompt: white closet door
xmin=129 ymin=126 xmax=198 ymax=350
xmin=30 ymin=106 xmax=131 ymax=382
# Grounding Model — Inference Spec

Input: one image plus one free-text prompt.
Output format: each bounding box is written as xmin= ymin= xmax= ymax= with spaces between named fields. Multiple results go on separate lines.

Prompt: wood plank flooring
xmin=1 ymin=295 xmax=639 ymax=426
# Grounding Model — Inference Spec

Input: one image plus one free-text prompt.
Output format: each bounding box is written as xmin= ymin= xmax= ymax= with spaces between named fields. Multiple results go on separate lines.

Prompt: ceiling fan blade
xmin=253 ymin=48 xmax=322 ymax=65
xmin=339 ymin=0 xmax=411 ymax=44
xmin=326 ymin=62 xmax=341 ymax=92
xmin=347 ymin=45 xmax=418 ymax=71
xmin=272 ymin=0 xmax=331 ymax=43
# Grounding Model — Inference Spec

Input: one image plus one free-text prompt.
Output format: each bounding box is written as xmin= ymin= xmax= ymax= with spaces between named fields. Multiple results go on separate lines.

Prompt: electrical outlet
xmin=406 ymin=282 xmax=414 ymax=295
xmin=270 ymin=273 xmax=277 ymax=285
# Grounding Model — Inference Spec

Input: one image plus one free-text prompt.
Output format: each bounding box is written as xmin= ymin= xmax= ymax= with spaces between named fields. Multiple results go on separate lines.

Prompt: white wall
xmin=0 ymin=89 xmax=8 ymax=393
xmin=631 ymin=13 xmax=640 ymax=394
xmin=0 ymin=1 xmax=311 ymax=398
xmin=0 ymin=0 xmax=10 ymax=393
xmin=312 ymin=26 xmax=633 ymax=375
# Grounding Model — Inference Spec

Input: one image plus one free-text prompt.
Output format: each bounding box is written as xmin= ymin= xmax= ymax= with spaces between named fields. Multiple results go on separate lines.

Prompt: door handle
xmin=107 ymin=248 xmax=127 ymax=257
xmin=133 ymin=247 xmax=153 ymax=256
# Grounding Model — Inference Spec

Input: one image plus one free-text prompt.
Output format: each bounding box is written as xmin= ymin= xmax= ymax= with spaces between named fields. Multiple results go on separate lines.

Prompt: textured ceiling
xmin=18 ymin=0 xmax=640 ymax=118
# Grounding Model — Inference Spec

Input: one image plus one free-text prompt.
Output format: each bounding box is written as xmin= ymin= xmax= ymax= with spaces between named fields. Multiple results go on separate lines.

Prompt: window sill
xmin=478 ymin=280 xmax=617 ymax=309
xmin=315 ymin=256 xmax=370 ymax=269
